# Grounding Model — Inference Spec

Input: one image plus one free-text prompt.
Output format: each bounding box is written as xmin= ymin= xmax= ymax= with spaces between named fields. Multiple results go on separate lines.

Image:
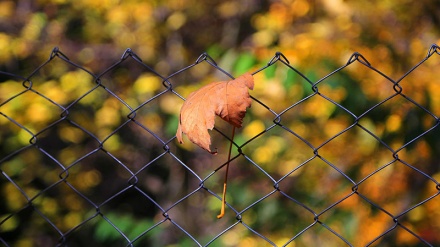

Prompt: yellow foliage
xmin=41 ymin=81 xmax=69 ymax=105
xmin=63 ymin=212 xmax=83 ymax=230
xmin=242 ymin=120 xmax=265 ymax=139
xmin=238 ymin=236 xmax=258 ymax=247
xmin=82 ymin=169 xmax=102 ymax=188
xmin=58 ymin=126 xmax=85 ymax=144
xmin=0 ymin=213 xmax=18 ymax=232
xmin=60 ymin=70 xmax=93 ymax=96
xmin=3 ymin=183 xmax=27 ymax=211
xmin=17 ymin=129 xmax=33 ymax=145
xmin=159 ymin=94 xmax=182 ymax=115
xmin=25 ymin=102 xmax=53 ymax=123
xmin=103 ymin=133 xmax=121 ymax=151
xmin=15 ymin=239 xmax=33 ymax=247
xmin=59 ymin=148 xmax=78 ymax=165
xmin=133 ymin=74 xmax=161 ymax=95
xmin=0 ymin=33 xmax=12 ymax=62
xmin=290 ymin=0 xmax=310 ymax=17
xmin=0 ymin=1 xmax=14 ymax=19
xmin=303 ymin=96 xmax=336 ymax=120
xmin=385 ymin=114 xmax=402 ymax=133
xmin=167 ymin=12 xmax=187 ymax=30
xmin=222 ymin=230 xmax=241 ymax=246
xmin=94 ymin=97 xmax=124 ymax=129
xmin=40 ymin=197 xmax=59 ymax=216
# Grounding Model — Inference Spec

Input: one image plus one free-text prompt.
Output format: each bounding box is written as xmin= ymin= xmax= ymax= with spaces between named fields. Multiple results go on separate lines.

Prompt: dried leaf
xmin=176 ymin=73 xmax=254 ymax=154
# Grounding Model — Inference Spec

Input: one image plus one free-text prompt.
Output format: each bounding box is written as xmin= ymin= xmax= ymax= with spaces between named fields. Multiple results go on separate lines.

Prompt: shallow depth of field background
xmin=0 ymin=1 xmax=439 ymax=246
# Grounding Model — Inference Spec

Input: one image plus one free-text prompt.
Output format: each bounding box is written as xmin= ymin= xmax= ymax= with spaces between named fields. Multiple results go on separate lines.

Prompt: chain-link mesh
xmin=1 ymin=45 xmax=439 ymax=247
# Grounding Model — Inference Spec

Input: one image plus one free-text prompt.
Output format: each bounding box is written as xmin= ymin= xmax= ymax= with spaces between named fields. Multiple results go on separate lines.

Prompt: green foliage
xmin=95 ymin=213 xmax=156 ymax=243
xmin=233 ymin=53 xmax=257 ymax=75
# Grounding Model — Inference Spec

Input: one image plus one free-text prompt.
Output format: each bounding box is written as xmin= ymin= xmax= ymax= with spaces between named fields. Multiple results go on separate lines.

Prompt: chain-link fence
xmin=1 ymin=45 xmax=439 ymax=247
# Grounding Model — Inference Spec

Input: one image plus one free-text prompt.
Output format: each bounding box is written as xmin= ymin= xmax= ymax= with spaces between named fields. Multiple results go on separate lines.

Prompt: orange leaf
xmin=176 ymin=73 xmax=254 ymax=154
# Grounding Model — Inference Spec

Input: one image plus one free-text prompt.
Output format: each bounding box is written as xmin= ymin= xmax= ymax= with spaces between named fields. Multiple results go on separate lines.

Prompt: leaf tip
xmin=242 ymin=72 xmax=254 ymax=90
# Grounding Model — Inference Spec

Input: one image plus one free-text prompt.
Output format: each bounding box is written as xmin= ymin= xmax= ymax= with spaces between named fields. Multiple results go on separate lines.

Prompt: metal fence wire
xmin=0 ymin=45 xmax=439 ymax=247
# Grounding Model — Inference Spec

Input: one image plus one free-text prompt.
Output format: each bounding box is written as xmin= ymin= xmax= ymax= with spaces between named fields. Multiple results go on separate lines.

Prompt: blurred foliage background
xmin=0 ymin=0 xmax=439 ymax=246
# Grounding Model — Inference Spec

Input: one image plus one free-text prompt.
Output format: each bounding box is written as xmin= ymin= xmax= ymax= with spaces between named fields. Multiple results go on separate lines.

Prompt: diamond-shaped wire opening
xmin=278 ymin=94 xmax=355 ymax=148
xmin=313 ymin=192 xmax=407 ymax=246
xmin=241 ymin=125 xmax=316 ymax=181
xmin=393 ymin=128 xmax=440 ymax=180
xmin=207 ymin=154 xmax=278 ymax=213
xmin=166 ymin=54 xmax=234 ymax=90
xmin=277 ymin=157 xmax=356 ymax=214
xmin=356 ymin=159 xmax=438 ymax=219
xmin=56 ymin=215 xmax=123 ymax=247
xmin=374 ymin=225 xmax=433 ymax=247
xmin=239 ymin=62 xmax=315 ymax=157
xmin=161 ymin=189 xmax=247 ymax=246
xmin=130 ymin=218 xmax=196 ymax=247
xmin=235 ymin=221 xmax=279 ymax=246
xmin=0 ymin=55 xmax=97 ymax=137
xmin=358 ymin=94 xmax=438 ymax=150
xmin=19 ymin=182 xmax=97 ymax=236
xmin=321 ymin=57 xmax=398 ymax=117
xmin=0 ymin=146 xmax=65 ymax=202
xmin=397 ymin=195 xmax=440 ymax=245
xmin=100 ymin=121 xmax=170 ymax=171
xmin=250 ymin=60 xmax=314 ymax=114
xmin=237 ymin=189 xmax=317 ymax=246
xmin=395 ymin=50 xmax=439 ymax=117
xmin=78 ymin=214 xmax=132 ymax=246
xmin=96 ymin=55 xmax=170 ymax=112
xmin=63 ymin=86 xmax=132 ymax=141
xmin=1 ymin=174 xmax=29 ymax=225
xmin=316 ymin=125 xmax=392 ymax=178
xmin=94 ymin=187 xmax=165 ymax=243
xmin=20 ymin=52 xmax=96 ymax=99
xmin=58 ymin=149 xmax=135 ymax=206
xmin=286 ymin=219 xmax=355 ymax=247
xmin=33 ymin=120 xmax=100 ymax=167
xmin=131 ymin=150 xmax=203 ymax=198
xmin=129 ymin=89 xmax=179 ymax=141
xmin=0 ymin=72 xmax=26 ymax=97
xmin=0 ymin=89 xmax=65 ymax=136
xmin=147 ymin=218 xmax=204 ymax=246
xmin=0 ymin=204 xmax=64 ymax=246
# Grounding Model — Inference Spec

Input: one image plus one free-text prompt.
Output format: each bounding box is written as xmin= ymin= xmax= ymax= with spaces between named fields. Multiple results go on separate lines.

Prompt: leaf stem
xmin=217 ymin=126 xmax=235 ymax=219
